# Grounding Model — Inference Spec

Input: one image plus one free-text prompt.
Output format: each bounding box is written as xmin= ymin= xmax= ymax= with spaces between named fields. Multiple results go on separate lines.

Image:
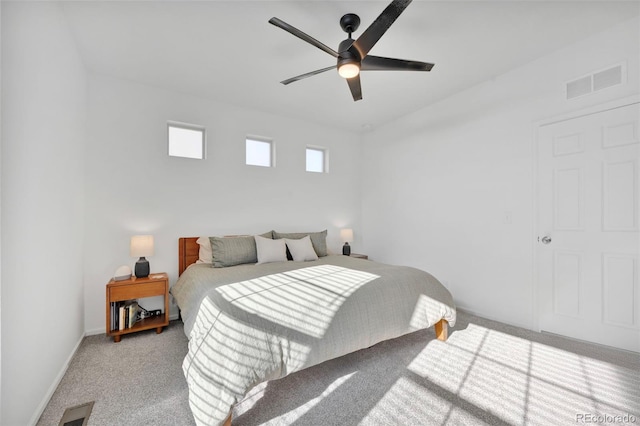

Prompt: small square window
xmin=306 ymin=147 xmax=327 ymax=173
xmin=168 ymin=123 xmax=205 ymax=159
xmin=246 ymin=137 xmax=273 ymax=167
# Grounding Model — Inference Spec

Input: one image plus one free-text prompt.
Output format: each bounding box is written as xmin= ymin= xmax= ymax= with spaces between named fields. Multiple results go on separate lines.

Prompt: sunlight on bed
xmin=184 ymin=266 xmax=381 ymax=424
xmin=216 ymin=265 xmax=379 ymax=338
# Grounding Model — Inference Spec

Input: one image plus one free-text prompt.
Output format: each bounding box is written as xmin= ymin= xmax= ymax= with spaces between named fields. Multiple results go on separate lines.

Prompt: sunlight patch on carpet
xmin=406 ymin=323 xmax=640 ymax=425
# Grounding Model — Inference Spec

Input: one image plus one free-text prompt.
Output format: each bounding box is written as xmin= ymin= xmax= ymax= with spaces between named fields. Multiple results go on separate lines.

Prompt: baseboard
xmin=455 ymin=305 xmax=533 ymax=331
xmin=84 ymin=327 xmax=104 ymax=336
xmin=29 ymin=331 xmax=85 ymax=426
xmin=540 ymin=329 xmax=639 ymax=354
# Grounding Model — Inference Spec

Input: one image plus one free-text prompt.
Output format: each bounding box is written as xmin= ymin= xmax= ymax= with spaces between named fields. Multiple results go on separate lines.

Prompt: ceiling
xmin=61 ymin=1 xmax=639 ymax=133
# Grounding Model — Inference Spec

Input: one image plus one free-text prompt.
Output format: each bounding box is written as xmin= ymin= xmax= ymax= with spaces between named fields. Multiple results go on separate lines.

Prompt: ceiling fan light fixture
xmin=337 ymin=39 xmax=360 ymax=79
xmin=338 ymin=62 xmax=360 ymax=79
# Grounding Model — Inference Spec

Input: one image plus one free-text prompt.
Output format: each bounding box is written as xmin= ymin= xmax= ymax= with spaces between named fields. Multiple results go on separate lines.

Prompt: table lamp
xmin=130 ymin=235 xmax=154 ymax=278
xmin=340 ymin=228 xmax=353 ymax=256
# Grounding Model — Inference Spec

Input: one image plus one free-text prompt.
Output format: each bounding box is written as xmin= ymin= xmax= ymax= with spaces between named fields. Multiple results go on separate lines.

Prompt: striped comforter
xmin=171 ymin=255 xmax=456 ymax=426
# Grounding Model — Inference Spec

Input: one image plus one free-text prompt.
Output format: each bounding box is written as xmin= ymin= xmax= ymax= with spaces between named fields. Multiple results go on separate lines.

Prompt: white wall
xmin=0 ymin=1 xmax=3 ymax=414
xmin=361 ymin=17 xmax=639 ymax=329
xmin=1 ymin=2 xmax=87 ymax=425
xmin=83 ymin=74 xmax=362 ymax=333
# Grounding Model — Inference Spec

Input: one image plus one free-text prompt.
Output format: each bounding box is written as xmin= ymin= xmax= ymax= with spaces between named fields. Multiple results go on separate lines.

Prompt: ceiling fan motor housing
xmin=338 ymin=39 xmax=360 ymax=61
xmin=337 ymin=38 xmax=361 ymax=76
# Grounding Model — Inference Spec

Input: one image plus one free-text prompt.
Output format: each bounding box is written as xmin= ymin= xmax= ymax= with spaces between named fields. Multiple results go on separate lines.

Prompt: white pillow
xmin=285 ymin=236 xmax=319 ymax=262
xmin=255 ymin=235 xmax=287 ymax=264
xmin=196 ymin=236 xmax=212 ymax=264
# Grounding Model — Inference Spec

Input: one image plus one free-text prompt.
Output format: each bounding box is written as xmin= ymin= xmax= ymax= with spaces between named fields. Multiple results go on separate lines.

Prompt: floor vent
xmin=565 ymin=63 xmax=625 ymax=100
xmin=58 ymin=401 xmax=94 ymax=426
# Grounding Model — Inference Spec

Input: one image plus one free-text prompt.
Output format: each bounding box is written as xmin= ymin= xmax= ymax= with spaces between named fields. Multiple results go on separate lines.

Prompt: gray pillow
xmin=273 ymin=230 xmax=328 ymax=257
xmin=210 ymin=231 xmax=273 ymax=268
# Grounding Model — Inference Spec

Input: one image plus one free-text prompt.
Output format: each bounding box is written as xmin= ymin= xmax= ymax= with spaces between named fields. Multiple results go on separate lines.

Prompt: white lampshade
xmin=340 ymin=228 xmax=354 ymax=243
xmin=130 ymin=235 xmax=154 ymax=258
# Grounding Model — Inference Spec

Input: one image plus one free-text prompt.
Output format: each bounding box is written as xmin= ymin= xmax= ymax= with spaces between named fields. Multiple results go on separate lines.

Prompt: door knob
xmin=541 ymin=236 xmax=552 ymax=244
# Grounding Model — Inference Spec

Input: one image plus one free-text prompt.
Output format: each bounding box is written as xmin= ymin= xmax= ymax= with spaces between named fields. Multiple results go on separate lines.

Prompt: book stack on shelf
xmin=110 ymin=300 xmax=139 ymax=331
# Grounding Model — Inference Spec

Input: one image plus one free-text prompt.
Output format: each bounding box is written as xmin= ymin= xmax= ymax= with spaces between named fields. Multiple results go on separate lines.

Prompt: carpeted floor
xmin=37 ymin=311 xmax=640 ymax=425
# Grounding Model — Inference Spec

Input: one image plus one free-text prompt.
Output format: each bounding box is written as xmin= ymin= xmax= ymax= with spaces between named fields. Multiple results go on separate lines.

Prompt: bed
xmin=172 ymin=236 xmax=456 ymax=426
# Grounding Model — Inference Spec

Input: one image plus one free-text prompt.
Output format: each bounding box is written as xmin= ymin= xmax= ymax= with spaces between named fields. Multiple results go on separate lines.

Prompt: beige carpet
xmin=37 ymin=311 xmax=639 ymax=425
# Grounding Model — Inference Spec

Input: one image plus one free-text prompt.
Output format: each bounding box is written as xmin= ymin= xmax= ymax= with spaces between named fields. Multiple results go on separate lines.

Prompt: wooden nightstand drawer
xmin=110 ymin=280 xmax=166 ymax=301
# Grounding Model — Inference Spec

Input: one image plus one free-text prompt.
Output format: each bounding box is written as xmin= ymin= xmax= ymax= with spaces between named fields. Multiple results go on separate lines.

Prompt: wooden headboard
xmin=178 ymin=237 xmax=199 ymax=276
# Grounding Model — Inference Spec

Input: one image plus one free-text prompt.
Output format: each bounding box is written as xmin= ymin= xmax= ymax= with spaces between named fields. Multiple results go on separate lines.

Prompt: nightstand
xmin=350 ymin=253 xmax=368 ymax=260
xmin=105 ymin=272 xmax=169 ymax=342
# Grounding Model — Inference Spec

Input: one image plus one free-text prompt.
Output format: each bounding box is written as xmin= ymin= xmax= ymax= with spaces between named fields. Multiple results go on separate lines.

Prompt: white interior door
xmin=537 ymin=101 xmax=640 ymax=352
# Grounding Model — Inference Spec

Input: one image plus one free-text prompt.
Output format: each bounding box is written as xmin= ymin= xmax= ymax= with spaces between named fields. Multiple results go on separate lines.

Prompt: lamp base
xmin=342 ymin=243 xmax=351 ymax=256
xmin=135 ymin=257 xmax=150 ymax=278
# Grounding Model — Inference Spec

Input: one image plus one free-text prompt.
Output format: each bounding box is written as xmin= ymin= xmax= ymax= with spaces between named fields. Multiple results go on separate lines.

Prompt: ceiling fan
xmin=269 ymin=0 xmax=434 ymax=102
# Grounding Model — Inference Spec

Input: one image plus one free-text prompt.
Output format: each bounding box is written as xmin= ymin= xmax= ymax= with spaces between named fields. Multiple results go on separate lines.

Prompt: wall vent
xmin=566 ymin=76 xmax=592 ymax=100
xmin=593 ymin=65 xmax=623 ymax=91
xmin=565 ymin=63 xmax=626 ymax=100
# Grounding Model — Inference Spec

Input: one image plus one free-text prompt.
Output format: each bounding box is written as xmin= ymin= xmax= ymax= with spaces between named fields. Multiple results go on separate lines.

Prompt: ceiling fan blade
xmin=361 ymin=55 xmax=434 ymax=72
xmin=269 ymin=17 xmax=339 ymax=58
xmin=350 ymin=0 xmax=412 ymax=59
xmin=280 ymin=66 xmax=336 ymax=85
xmin=346 ymin=74 xmax=363 ymax=101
